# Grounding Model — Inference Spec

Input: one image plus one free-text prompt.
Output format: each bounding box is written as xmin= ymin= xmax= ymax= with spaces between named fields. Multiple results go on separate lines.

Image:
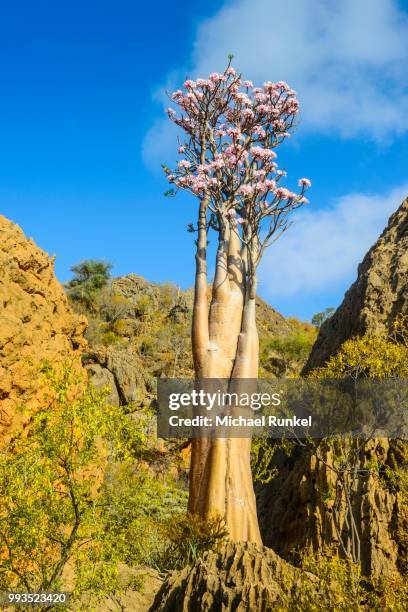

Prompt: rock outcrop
xmin=84 ymin=274 xmax=291 ymax=406
xmin=259 ymin=199 xmax=408 ymax=579
xmin=0 ymin=215 xmax=87 ymax=443
xmin=84 ymin=345 xmax=149 ymax=406
xmin=149 ymin=542 xmax=314 ymax=612
xmin=304 ymin=198 xmax=408 ymax=372
xmin=257 ymin=439 xmax=407 ymax=578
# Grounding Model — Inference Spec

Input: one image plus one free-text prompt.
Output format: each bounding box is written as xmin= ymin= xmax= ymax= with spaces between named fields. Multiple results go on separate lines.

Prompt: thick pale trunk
xmin=189 ymin=221 xmax=262 ymax=544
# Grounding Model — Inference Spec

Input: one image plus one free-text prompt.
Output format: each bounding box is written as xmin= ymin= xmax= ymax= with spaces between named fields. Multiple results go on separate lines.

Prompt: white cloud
xmin=190 ymin=0 xmax=408 ymax=139
xmin=143 ymin=0 xmax=408 ymax=163
xmin=143 ymin=117 xmax=179 ymax=172
xmin=258 ymin=183 xmax=408 ymax=297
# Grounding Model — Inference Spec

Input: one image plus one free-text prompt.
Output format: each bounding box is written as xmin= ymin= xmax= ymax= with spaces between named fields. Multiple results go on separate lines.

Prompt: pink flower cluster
xmin=250 ymin=146 xmax=277 ymax=160
xmin=275 ymin=187 xmax=297 ymax=200
xmin=298 ymin=178 xmax=312 ymax=188
xmin=165 ymin=63 xmax=311 ymax=217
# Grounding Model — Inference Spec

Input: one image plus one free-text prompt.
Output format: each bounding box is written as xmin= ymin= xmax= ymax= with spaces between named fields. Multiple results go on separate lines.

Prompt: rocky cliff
xmin=259 ymin=198 xmax=408 ymax=579
xmin=304 ymin=198 xmax=408 ymax=372
xmin=257 ymin=439 xmax=407 ymax=578
xmin=0 ymin=215 xmax=87 ymax=444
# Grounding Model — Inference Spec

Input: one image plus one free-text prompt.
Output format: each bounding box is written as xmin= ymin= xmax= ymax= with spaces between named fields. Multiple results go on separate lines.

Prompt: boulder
xmin=149 ymin=542 xmax=313 ymax=612
xmin=86 ymin=363 xmax=120 ymax=406
xmin=84 ymin=345 xmax=148 ymax=406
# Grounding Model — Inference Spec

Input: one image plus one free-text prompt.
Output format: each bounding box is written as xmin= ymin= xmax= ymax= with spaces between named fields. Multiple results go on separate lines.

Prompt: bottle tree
xmin=164 ymin=60 xmax=311 ymax=543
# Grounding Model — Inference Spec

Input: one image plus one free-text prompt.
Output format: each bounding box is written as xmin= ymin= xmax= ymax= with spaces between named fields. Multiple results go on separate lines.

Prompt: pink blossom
xmin=253 ymin=125 xmax=267 ymax=136
xmin=263 ymin=81 xmax=276 ymax=92
xmin=190 ymin=176 xmax=208 ymax=194
xmin=211 ymin=157 xmax=224 ymax=170
xmin=256 ymin=182 xmax=268 ymax=193
xmin=250 ymin=146 xmax=277 ymax=160
xmin=298 ymin=178 xmax=312 ymax=188
xmin=196 ymin=78 xmax=215 ymax=90
xmin=167 ymin=108 xmax=176 ymax=117
xmin=226 ymin=126 xmax=242 ymax=138
xmin=236 ymin=217 xmax=245 ymax=224
xmin=166 ymin=64 xmax=308 ymax=210
xmin=250 ymin=146 xmax=264 ymax=158
xmin=265 ymin=179 xmax=276 ymax=190
xmin=209 ymin=72 xmax=224 ymax=82
xmin=238 ymin=184 xmax=254 ymax=196
xmin=178 ymin=159 xmax=191 ymax=169
xmin=274 ymin=187 xmax=290 ymax=200
xmin=242 ymin=108 xmax=255 ymax=119
xmin=254 ymin=92 xmax=268 ymax=103
xmin=256 ymin=179 xmax=276 ymax=193
xmin=234 ymin=92 xmax=252 ymax=106
xmin=192 ymin=184 xmax=206 ymax=194
xmin=257 ymin=104 xmax=270 ymax=114
xmin=274 ymin=120 xmax=286 ymax=131
xmin=225 ymin=155 xmax=237 ymax=167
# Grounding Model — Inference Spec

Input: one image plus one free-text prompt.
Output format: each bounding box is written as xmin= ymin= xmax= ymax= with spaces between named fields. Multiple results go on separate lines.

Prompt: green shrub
xmin=260 ymin=319 xmax=317 ymax=374
xmin=100 ymin=461 xmax=188 ymax=571
xmin=153 ymin=513 xmax=228 ymax=573
xmin=0 ymin=364 xmax=175 ymax=609
xmin=279 ymin=550 xmax=408 ymax=611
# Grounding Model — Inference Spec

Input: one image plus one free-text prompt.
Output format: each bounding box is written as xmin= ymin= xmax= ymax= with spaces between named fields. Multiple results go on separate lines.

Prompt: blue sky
xmin=1 ymin=0 xmax=408 ymax=320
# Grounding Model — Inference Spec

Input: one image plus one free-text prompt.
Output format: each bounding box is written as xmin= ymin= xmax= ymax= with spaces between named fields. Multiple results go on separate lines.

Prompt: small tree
xmin=312 ymin=307 xmax=335 ymax=329
xmin=165 ymin=60 xmax=311 ymax=542
xmin=0 ymin=365 xmax=148 ymax=608
xmin=66 ymin=260 xmax=113 ymax=311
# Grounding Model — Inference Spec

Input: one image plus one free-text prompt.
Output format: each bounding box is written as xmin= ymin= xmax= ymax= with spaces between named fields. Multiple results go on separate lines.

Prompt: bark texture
xmin=189 ymin=209 xmax=262 ymax=544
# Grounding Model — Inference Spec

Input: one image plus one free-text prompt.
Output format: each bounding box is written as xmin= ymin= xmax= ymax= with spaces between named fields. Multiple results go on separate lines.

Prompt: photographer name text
xmin=167 ymin=415 xmax=312 ymax=428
